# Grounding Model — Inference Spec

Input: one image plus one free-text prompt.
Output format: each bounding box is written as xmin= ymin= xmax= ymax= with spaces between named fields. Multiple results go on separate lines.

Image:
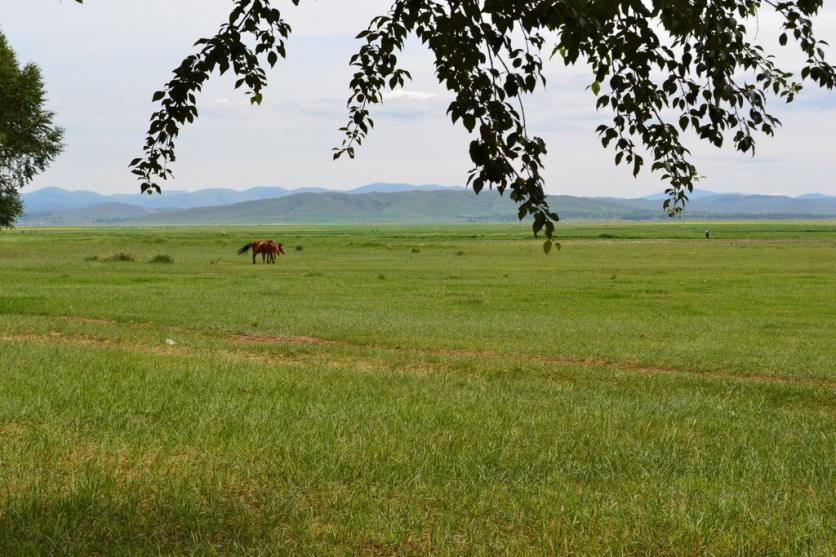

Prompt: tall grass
xmin=0 ymin=222 xmax=833 ymax=554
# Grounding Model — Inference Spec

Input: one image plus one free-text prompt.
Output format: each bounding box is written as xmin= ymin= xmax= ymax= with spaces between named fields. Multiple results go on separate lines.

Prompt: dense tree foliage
xmin=75 ymin=0 xmax=834 ymax=246
xmin=0 ymin=32 xmax=64 ymax=228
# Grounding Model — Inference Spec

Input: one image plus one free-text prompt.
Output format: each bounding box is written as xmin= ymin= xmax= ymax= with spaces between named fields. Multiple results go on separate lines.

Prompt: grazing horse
xmin=265 ymin=241 xmax=286 ymax=264
xmin=237 ymin=240 xmax=286 ymax=264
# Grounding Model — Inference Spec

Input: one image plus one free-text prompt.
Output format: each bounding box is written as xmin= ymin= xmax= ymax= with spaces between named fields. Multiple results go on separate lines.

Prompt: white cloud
xmin=201 ymin=97 xmax=254 ymax=119
xmin=382 ymin=90 xmax=438 ymax=101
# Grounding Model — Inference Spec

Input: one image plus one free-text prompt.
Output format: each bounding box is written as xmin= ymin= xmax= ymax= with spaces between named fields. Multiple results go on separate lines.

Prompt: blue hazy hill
xmin=19 ymin=185 xmax=836 ymax=226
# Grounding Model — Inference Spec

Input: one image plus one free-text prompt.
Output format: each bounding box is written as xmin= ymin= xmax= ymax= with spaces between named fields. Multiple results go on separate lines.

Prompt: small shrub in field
xmin=377 ymin=274 xmax=385 ymax=280
xmin=295 ymin=245 xmax=303 ymax=251
xmin=105 ymin=253 xmax=134 ymax=262
xmin=411 ymin=247 xmax=420 ymax=253
xmin=83 ymin=255 xmax=98 ymax=262
xmin=150 ymin=254 xmax=174 ymax=264
xmin=455 ymin=250 xmax=465 ymax=256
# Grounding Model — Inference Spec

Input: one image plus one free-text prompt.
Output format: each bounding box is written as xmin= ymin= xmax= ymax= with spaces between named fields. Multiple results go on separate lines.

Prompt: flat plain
xmin=0 ymin=222 xmax=834 ymax=555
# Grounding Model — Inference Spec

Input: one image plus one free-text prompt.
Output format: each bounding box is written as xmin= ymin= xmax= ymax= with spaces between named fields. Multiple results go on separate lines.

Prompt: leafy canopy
xmin=0 ymin=32 xmax=64 ymax=228
xmin=78 ymin=0 xmax=835 ymax=246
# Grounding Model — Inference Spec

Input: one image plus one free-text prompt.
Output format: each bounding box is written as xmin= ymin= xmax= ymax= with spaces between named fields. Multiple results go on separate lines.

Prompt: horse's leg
xmin=252 ymin=251 xmax=257 ymax=264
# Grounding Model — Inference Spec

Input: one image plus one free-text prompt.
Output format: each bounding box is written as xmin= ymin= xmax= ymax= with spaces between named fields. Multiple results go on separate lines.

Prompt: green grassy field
xmin=1 ymin=222 xmax=834 ymax=555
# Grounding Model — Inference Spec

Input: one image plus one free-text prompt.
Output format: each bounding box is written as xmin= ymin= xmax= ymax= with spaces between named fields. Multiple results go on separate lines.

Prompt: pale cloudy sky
xmin=1 ymin=0 xmax=835 ymax=197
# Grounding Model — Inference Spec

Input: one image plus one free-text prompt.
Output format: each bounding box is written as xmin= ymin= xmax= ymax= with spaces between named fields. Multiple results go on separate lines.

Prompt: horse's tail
xmin=237 ymin=243 xmax=253 ymax=255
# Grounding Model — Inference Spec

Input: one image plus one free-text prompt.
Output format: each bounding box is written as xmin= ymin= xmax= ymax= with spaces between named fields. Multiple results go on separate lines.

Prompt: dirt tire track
xmin=3 ymin=315 xmax=834 ymax=389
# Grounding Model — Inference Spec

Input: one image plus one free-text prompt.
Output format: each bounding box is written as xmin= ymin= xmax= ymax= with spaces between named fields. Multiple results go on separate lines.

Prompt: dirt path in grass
xmin=235 ymin=332 xmax=836 ymax=388
xmin=2 ymin=314 xmax=835 ymax=389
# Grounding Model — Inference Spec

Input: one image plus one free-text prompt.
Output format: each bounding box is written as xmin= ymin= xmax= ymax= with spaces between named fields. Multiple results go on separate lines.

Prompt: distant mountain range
xmin=641 ymin=188 xmax=720 ymax=200
xmin=21 ymin=183 xmax=455 ymax=214
xmin=18 ymin=184 xmax=836 ymax=226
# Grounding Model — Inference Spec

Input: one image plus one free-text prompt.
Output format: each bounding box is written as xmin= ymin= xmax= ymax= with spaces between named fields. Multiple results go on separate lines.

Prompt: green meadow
xmin=0 ymin=222 xmax=834 ymax=555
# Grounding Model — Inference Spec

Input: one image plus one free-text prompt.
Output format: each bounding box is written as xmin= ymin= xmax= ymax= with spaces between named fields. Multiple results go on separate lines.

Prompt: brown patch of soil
xmin=0 ymin=422 xmax=29 ymax=439
xmin=233 ymin=334 xmax=335 ymax=346
xmin=54 ymin=315 xmax=118 ymax=326
xmin=405 ymin=347 xmax=836 ymax=388
xmin=3 ymin=325 xmax=833 ymax=389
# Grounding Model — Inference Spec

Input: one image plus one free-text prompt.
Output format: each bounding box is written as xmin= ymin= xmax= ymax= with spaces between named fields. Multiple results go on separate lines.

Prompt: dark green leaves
xmin=122 ymin=0 xmax=834 ymax=241
xmin=128 ymin=0 xmax=298 ymax=194
xmin=330 ymin=0 xmax=832 ymax=239
xmin=334 ymin=1 xmax=555 ymax=242
xmin=0 ymin=32 xmax=64 ymax=227
xmin=574 ymin=1 xmax=834 ymax=217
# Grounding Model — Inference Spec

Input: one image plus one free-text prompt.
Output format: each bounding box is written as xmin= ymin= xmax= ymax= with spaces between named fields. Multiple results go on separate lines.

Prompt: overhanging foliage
xmin=76 ymin=0 xmax=836 ymax=247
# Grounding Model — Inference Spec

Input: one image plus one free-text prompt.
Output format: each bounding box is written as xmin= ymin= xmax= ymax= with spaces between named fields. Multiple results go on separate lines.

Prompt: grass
xmin=0 ymin=221 xmax=834 ymax=555
xmin=149 ymin=254 xmax=174 ymax=264
xmin=103 ymin=252 xmax=135 ymax=262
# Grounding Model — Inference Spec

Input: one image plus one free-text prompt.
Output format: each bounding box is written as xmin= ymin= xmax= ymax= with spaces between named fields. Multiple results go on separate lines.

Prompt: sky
xmin=1 ymin=0 xmax=835 ymax=198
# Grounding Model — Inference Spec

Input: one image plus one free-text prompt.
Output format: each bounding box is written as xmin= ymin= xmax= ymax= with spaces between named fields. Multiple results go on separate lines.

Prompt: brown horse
xmin=237 ymin=240 xmax=286 ymax=264
xmin=264 ymin=240 xmax=286 ymax=264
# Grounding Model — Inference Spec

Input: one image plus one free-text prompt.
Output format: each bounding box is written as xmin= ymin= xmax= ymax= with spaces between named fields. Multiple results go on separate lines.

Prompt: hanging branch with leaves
xmin=124 ymin=0 xmax=298 ymax=194
xmin=72 ymin=0 xmax=836 ymax=247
